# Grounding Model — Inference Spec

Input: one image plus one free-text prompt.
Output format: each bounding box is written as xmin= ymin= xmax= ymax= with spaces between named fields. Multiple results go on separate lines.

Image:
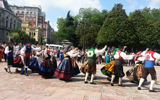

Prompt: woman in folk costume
xmin=20 ymin=42 xmax=41 ymax=76
xmin=70 ymin=47 xmax=80 ymax=77
xmin=110 ymin=45 xmax=131 ymax=86
xmin=84 ymin=44 xmax=107 ymax=84
xmin=4 ymin=39 xmax=18 ymax=73
xmin=54 ymin=45 xmax=79 ymax=81
xmin=39 ymin=48 xmax=54 ymax=78
xmin=138 ymin=46 xmax=160 ymax=92
xmin=29 ymin=51 xmax=42 ymax=73
xmin=126 ymin=60 xmax=144 ymax=83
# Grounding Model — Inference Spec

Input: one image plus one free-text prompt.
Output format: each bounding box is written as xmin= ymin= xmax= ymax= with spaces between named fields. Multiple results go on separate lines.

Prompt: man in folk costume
xmin=110 ymin=45 xmax=129 ymax=86
xmin=85 ymin=44 xmax=107 ymax=84
xmin=4 ymin=39 xmax=18 ymax=73
xmin=20 ymin=42 xmax=41 ymax=76
xmin=138 ymin=46 xmax=160 ymax=92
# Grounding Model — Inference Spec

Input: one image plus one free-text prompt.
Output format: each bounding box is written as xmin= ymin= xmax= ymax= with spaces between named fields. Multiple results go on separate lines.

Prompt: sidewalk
xmin=0 ymin=60 xmax=159 ymax=100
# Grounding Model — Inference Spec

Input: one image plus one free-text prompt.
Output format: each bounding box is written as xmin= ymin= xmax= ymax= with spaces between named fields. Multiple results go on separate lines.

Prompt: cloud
xmin=51 ymin=22 xmax=58 ymax=32
xmin=148 ymin=0 xmax=160 ymax=9
xmin=127 ymin=0 xmax=138 ymax=11
xmin=8 ymin=0 xmax=101 ymax=14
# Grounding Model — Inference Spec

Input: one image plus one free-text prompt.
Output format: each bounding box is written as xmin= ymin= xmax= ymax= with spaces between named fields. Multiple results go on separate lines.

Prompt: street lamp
xmin=77 ymin=17 xmax=93 ymax=63
xmin=9 ymin=35 xmax=13 ymax=42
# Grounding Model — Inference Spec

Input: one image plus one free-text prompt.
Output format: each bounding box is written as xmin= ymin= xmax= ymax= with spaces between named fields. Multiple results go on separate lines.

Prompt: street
xmin=0 ymin=60 xmax=160 ymax=100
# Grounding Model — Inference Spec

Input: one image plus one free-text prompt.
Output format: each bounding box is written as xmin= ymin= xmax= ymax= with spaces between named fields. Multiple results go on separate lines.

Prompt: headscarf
xmin=64 ymin=45 xmax=71 ymax=54
xmin=112 ymin=48 xmax=119 ymax=57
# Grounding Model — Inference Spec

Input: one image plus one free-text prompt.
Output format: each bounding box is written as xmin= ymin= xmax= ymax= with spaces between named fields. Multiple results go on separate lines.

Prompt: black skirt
xmin=113 ymin=59 xmax=125 ymax=77
xmin=8 ymin=57 xmax=13 ymax=65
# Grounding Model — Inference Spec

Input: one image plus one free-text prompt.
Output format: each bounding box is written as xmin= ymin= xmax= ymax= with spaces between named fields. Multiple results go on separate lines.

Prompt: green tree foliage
xmin=129 ymin=10 xmax=158 ymax=49
xmin=8 ymin=28 xmax=30 ymax=41
xmin=97 ymin=4 xmax=128 ymax=46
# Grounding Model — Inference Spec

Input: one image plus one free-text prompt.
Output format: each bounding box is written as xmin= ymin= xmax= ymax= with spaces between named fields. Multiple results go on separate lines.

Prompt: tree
xmin=97 ymin=4 xmax=128 ymax=47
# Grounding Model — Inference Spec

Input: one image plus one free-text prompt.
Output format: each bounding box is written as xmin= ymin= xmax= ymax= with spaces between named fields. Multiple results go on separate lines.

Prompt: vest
xmin=88 ymin=48 xmax=96 ymax=62
xmin=114 ymin=50 xmax=124 ymax=60
xmin=7 ymin=46 xmax=13 ymax=57
xmin=24 ymin=46 xmax=32 ymax=58
xmin=144 ymin=50 xmax=155 ymax=68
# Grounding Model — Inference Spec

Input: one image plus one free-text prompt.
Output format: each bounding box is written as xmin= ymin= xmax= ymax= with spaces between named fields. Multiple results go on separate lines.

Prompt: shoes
xmin=110 ymin=83 xmax=114 ymax=86
xmin=138 ymin=87 xmax=141 ymax=90
xmin=90 ymin=82 xmax=96 ymax=85
xmin=149 ymin=89 xmax=156 ymax=92
xmin=118 ymin=84 xmax=122 ymax=86
xmin=84 ymin=81 xmax=88 ymax=84
xmin=8 ymin=70 xmax=12 ymax=74
xmin=4 ymin=68 xmax=8 ymax=72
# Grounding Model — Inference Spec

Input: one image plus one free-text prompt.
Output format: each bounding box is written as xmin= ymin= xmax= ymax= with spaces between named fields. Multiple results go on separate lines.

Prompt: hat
xmin=9 ymin=39 xmax=14 ymax=43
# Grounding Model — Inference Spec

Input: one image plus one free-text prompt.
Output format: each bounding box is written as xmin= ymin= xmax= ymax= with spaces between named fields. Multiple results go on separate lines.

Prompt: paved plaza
xmin=0 ymin=60 xmax=160 ymax=100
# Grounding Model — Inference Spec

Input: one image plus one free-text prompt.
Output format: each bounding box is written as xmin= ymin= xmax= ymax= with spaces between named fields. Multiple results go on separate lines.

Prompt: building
xmin=21 ymin=21 xmax=43 ymax=42
xmin=43 ymin=21 xmax=53 ymax=44
xmin=9 ymin=4 xmax=45 ymax=28
xmin=0 ymin=0 xmax=21 ymax=43
xmin=9 ymin=4 xmax=54 ymax=44
xmin=50 ymin=27 xmax=55 ymax=43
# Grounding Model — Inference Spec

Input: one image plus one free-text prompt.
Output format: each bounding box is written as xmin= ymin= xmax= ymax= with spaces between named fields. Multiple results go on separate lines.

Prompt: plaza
xmin=0 ymin=60 xmax=159 ymax=100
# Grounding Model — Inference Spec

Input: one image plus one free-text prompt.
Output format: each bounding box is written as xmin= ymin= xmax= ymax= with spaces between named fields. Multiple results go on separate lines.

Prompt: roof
xmin=0 ymin=0 xmax=13 ymax=13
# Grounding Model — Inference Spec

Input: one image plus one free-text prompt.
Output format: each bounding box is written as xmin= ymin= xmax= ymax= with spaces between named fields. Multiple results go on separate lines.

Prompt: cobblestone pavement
xmin=0 ymin=59 xmax=160 ymax=100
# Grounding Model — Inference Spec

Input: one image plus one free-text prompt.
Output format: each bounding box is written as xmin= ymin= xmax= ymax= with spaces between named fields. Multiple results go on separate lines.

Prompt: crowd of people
xmin=0 ymin=39 xmax=159 ymax=92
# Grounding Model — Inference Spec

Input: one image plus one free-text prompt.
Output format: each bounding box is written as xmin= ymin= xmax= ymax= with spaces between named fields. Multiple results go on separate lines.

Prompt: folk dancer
xmin=84 ymin=44 xmax=107 ymax=84
xmin=20 ymin=42 xmax=41 ymax=76
xmin=138 ymin=46 xmax=160 ymax=92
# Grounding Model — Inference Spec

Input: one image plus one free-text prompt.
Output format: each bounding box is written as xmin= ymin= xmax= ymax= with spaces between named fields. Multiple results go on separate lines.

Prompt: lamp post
xmin=9 ymin=35 xmax=13 ymax=42
xmin=77 ymin=17 xmax=93 ymax=63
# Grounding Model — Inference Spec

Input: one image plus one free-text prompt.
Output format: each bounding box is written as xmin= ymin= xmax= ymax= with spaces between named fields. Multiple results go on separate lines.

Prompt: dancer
xmin=39 ymin=48 xmax=54 ymax=78
xmin=84 ymin=44 xmax=107 ymax=84
xmin=4 ymin=39 xmax=18 ymax=73
xmin=20 ymin=42 xmax=41 ymax=76
xmin=138 ymin=46 xmax=160 ymax=92
xmin=54 ymin=45 xmax=79 ymax=81
xmin=110 ymin=45 xmax=129 ymax=86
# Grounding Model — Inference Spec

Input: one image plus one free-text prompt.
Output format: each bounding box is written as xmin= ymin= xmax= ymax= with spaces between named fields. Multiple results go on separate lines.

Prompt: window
xmin=39 ymin=20 xmax=41 ymax=22
xmin=29 ymin=32 xmax=31 ymax=35
xmin=30 ymin=12 xmax=32 ymax=14
xmin=33 ymin=19 xmax=36 ymax=20
xmin=23 ymin=28 xmax=26 ymax=30
xmin=26 ymin=18 xmax=28 ymax=20
xmin=34 ymin=33 xmax=35 ymax=36
xmin=43 ymin=25 xmax=45 ymax=28
xmin=33 ymin=22 xmax=36 ymax=24
xmin=30 ymin=29 xmax=35 ymax=31
xmin=30 ymin=18 xmax=32 ymax=20
xmin=33 ymin=25 xmax=35 ymax=27
xmin=22 ymin=11 xmax=24 ymax=14
xmin=21 ymin=18 xmax=24 ymax=20
xmin=39 ymin=17 xmax=42 ymax=19
xmin=27 ymin=12 xmax=29 ymax=14
xmin=34 ymin=12 xmax=36 ymax=14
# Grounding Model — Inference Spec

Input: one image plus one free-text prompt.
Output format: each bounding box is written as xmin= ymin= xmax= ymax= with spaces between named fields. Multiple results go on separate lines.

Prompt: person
xmin=77 ymin=49 xmax=82 ymax=63
xmin=29 ymin=51 xmax=42 ymax=73
xmin=84 ymin=44 xmax=107 ymax=84
xmin=39 ymin=47 xmax=52 ymax=78
xmin=98 ymin=53 xmax=103 ymax=64
xmin=54 ymin=45 xmax=79 ymax=81
xmin=110 ymin=45 xmax=129 ymax=86
xmin=0 ymin=43 xmax=3 ymax=62
xmin=3 ymin=44 xmax=8 ymax=62
xmin=128 ymin=53 xmax=135 ymax=66
xmin=4 ymin=39 xmax=18 ymax=73
xmin=20 ymin=42 xmax=41 ymax=76
xmin=57 ymin=47 xmax=60 ymax=60
xmin=126 ymin=60 xmax=144 ymax=83
xmin=137 ymin=46 xmax=160 ymax=92
xmin=105 ymin=50 xmax=110 ymax=64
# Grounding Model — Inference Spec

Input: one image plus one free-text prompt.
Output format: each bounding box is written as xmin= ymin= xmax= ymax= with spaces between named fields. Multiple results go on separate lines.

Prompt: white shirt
xmin=141 ymin=50 xmax=160 ymax=61
xmin=5 ymin=46 xmax=18 ymax=54
xmin=21 ymin=46 xmax=41 ymax=55
xmin=95 ymin=46 xmax=106 ymax=57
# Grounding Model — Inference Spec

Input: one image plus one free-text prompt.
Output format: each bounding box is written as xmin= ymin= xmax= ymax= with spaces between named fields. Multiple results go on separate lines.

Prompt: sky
xmin=8 ymin=0 xmax=160 ymax=31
